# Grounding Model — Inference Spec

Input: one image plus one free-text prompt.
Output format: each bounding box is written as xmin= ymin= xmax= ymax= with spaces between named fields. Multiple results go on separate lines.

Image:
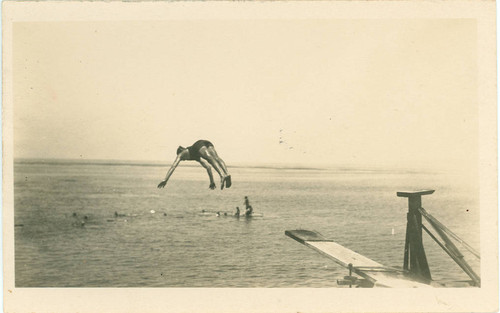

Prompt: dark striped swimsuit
xmin=187 ymin=140 xmax=214 ymax=161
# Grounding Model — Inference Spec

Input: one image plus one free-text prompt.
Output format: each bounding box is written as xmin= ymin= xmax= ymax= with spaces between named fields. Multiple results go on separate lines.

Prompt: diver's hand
xmin=157 ymin=180 xmax=167 ymax=189
xmin=209 ymin=182 xmax=216 ymax=190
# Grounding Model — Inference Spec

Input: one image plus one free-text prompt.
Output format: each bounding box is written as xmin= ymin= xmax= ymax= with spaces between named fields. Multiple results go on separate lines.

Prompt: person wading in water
xmin=244 ymin=196 xmax=253 ymax=216
xmin=157 ymin=140 xmax=232 ymax=190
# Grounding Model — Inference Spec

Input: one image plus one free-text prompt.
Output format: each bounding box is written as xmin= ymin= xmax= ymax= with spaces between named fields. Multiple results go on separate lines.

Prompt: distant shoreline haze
xmin=13 ymin=157 xmax=458 ymax=174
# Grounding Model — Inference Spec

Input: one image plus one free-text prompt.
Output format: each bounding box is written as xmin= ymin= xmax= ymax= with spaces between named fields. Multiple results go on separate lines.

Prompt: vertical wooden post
xmin=397 ymin=190 xmax=434 ymax=283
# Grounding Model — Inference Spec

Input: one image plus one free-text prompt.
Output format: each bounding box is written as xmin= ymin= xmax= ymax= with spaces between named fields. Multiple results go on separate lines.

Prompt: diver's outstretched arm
xmin=198 ymin=158 xmax=216 ymax=190
xmin=157 ymin=156 xmax=182 ymax=188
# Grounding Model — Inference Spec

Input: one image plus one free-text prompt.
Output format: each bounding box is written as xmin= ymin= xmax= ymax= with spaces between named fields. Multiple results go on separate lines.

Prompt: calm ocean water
xmin=14 ymin=160 xmax=480 ymax=287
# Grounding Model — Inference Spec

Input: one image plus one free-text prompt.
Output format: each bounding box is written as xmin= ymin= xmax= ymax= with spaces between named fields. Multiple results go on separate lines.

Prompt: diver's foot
xmin=225 ymin=175 xmax=232 ymax=188
xmin=220 ymin=177 xmax=225 ymax=190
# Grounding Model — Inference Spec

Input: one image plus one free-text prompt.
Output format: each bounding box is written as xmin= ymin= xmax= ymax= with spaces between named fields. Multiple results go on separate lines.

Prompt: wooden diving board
xmin=285 ymin=229 xmax=433 ymax=288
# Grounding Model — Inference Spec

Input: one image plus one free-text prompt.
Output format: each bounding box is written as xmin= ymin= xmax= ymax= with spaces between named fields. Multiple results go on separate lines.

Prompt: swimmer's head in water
xmin=177 ymin=146 xmax=185 ymax=155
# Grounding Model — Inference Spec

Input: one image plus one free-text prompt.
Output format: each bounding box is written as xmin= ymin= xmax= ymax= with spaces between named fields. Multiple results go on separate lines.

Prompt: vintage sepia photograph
xmin=3 ymin=1 xmax=497 ymax=312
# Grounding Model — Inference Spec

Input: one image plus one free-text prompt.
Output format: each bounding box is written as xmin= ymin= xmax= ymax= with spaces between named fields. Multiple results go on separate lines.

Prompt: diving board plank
xmin=308 ymin=241 xmax=383 ymax=268
xmin=286 ymin=230 xmax=381 ymax=268
xmin=285 ymin=230 xmax=433 ymax=288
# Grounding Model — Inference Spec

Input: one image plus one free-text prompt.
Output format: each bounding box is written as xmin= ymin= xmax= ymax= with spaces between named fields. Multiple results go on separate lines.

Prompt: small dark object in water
xmin=163 ymin=213 xmax=167 ymax=216
xmin=72 ymin=213 xmax=77 ymax=217
xmin=15 ymin=224 xmax=24 ymax=227
xmin=84 ymin=215 xmax=89 ymax=220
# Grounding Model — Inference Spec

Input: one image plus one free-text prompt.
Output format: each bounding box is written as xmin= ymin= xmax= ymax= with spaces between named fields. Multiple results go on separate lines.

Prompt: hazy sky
xmin=13 ymin=19 xmax=477 ymax=169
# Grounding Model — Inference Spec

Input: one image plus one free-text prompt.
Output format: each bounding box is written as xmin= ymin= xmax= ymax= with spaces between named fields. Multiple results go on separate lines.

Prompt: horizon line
xmin=13 ymin=157 xmax=444 ymax=173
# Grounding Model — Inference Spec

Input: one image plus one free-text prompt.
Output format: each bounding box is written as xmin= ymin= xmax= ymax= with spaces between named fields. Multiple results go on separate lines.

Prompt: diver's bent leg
xmin=206 ymin=158 xmax=223 ymax=178
xmin=208 ymin=147 xmax=232 ymax=188
xmin=217 ymin=158 xmax=229 ymax=175
xmin=205 ymin=147 xmax=231 ymax=189
xmin=207 ymin=158 xmax=226 ymax=189
xmin=208 ymin=147 xmax=229 ymax=175
xmin=199 ymin=149 xmax=225 ymax=187
xmin=207 ymin=147 xmax=231 ymax=188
